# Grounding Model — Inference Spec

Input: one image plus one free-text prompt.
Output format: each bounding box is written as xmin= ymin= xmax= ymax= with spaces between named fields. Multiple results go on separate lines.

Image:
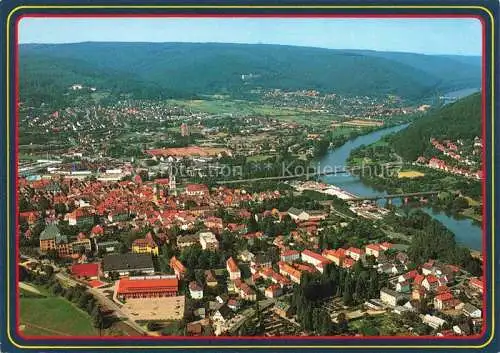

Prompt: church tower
xmin=169 ymin=168 xmax=177 ymax=196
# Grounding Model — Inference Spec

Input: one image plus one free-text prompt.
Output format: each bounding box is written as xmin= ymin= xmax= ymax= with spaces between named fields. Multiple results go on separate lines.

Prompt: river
xmin=317 ymin=124 xmax=482 ymax=251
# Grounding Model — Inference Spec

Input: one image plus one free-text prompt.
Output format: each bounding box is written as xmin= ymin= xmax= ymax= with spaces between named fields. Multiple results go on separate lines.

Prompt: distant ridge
xmin=391 ymin=93 xmax=482 ymax=161
xmin=19 ymin=42 xmax=481 ymax=105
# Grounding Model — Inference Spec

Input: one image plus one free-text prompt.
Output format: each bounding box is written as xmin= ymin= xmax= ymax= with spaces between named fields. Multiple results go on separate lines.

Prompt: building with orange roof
xmin=398 ymin=270 xmax=419 ymax=283
xmin=322 ymin=249 xmax=345 ymax=266
xmin=434 ymin=292 xmax=455 ymax=310
xmin=278 ymin=261 xmax=302 ymax=284
xmin=205 ymin=270 xmax=218 ymax=287
xmin=234 ymin=279 xmax=257 ymax=301
xmin=301 ymin=249 xmax=331 ymax=267
xmin=67 ymin=207 xmax=94 ymax=226
xmin=414 ymin=274 xmax=425 ymax=286
xmin=115 ymin=276 xmax=178 ymax=300
xmin=422 ymin=275 xmax=439 ymax=291
xmin=265 ymin=285 xmax=283 ymax=298
xmin=204 ymin=216 xmax=223 ymax=230
xmin=170 ymin=256 xmax=186 ymax=279
xmin=469 ymin=277 xmax=483 ymax=293
xmin=380 ymin=242 xmax=393 ymax=251
xmin=294 ymin=262 xmax=317 ymax=274
xmin=365 ymin=244 xmax=382 ymax=258
xmin=90 ymin=224 xmax=104 ymax=237
xmin=186 ymin=184 xmax=209 ymax=197
xmin=226 ymin=257 xmax=241 ymax=280
xmin=436 ymin=285 xmax=450 ymax=294
xmin=280 ymin=249 xmax=300 ymax=263
xmin=346 ymin=247 xmax=365 ymax=261
xmin=342 ymin=257 xmax=355 ymax=269
xmin=19 ymin=211 xmax=39 ymax=225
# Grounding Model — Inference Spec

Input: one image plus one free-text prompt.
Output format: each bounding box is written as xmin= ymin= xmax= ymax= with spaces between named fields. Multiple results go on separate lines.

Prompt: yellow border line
xmin=5 ymin=4 xmax=495 ymax=350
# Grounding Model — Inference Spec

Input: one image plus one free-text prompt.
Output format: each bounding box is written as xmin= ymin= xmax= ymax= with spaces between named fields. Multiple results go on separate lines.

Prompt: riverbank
xmin=342 ymin=128 xmax=482 ymax=224
xmin=352 ymin=169 xmax=483 ymax=225
xmin=316 ymin=124 xmax=482 ymax=252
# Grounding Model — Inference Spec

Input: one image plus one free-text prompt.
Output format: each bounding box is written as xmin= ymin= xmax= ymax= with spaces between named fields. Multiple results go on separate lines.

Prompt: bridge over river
xmin=215 ymin=162 xmax=401 ymax=185
xmin=344 ymin=190 xmax=440 ymax=202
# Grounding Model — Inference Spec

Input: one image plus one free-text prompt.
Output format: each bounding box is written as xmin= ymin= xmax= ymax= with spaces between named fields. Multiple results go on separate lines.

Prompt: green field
xmin=167 ymin=98 xmax=290 ymax=116
xmin=19 ymin=283 xmax=97 ymax=337
xmin=349 ymin=313 xmax=409 ymax=336
xmin=166 ymin=98 xmax=340 ymax=123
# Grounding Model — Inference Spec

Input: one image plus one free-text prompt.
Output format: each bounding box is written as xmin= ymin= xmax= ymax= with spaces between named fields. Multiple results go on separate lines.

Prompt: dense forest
xmin=20 ymin=43 xmax=480 ymax=104
xmin=19 ymin=54 xmax=195 ymax=107
xmin=385 ymin=209 xmax=482 ymax=276
xmin=391 ymin=93 xmax=482 ymax=161
xmin=290 ymin=261 xmax=387 ymax=335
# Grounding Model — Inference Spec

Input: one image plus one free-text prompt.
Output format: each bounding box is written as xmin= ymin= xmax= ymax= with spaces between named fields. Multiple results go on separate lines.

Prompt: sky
xmin=18 ymin=17 xmax=482 ymax=56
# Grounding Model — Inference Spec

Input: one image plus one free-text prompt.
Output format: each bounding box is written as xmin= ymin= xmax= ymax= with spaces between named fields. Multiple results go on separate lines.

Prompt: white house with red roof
xmin=185 ymin=184 xmax=209 ymax=196
xmin=434 ymin=292 xmax=456 ymax=310
xmin=422 ymin=275 xmax=439 ymax=291
xmin=365 ymin=244 xmax=382 ymax=258
xmin=265 ymin=285 xmax=283 ymax=298
xmin=346 ymin=247 xmax=365 ymax=261
xmin=226 ymin=257 xmax=241 ymax=280
xmin=280 ymin=249 xmax=300 ymax=263
xmin=301 ymin=250 xmax=331 ymax=268
xmin=398 ymin=270 xmax=419 ymax=283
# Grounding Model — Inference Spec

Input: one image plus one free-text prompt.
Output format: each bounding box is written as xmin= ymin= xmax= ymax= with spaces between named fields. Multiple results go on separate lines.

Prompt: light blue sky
xmin=18 ymin=18 xmax=482 ymax=56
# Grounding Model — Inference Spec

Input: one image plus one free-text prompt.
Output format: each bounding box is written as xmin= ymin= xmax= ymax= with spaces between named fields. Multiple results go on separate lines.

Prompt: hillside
xmin=391 ymin=93 xmax=482 ymax=161
xmin=19 ymin=42 xmax=481 ymax=105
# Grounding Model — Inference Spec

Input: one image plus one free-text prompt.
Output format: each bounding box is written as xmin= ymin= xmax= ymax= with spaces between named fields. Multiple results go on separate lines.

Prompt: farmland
xmin=19 ymin=283 xmax=97 ymax=337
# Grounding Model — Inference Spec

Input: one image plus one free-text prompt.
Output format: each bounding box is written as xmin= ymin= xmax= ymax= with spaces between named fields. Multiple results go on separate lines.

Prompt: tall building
xmin=181 ymin=123 xmax=189 ymax=137
xmin=169 ymin=171 xmax=177 ymax=196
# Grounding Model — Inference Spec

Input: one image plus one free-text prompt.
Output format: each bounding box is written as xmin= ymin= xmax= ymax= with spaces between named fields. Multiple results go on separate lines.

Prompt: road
xmin=56 ymin=269 xmax=148 ymax=336
xmin=88 ymin=286 xmax=148 ymax=335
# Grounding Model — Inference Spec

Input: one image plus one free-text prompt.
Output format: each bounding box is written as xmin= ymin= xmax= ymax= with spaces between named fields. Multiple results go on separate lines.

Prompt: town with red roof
xmin=15 ymin=33 xmax=484 ymax=340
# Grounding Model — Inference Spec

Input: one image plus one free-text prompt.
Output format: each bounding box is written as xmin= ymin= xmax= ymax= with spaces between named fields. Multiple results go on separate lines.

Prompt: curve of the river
xmin=317 ymin=124 xmax=482 ymax=251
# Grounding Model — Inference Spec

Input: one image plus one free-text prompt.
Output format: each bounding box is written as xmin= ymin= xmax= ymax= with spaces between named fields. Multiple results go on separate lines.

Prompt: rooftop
xmin=117 ymin=276 xmax=178 ymax=294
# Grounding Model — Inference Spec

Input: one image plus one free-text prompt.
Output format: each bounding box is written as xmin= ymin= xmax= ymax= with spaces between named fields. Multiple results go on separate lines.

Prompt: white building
xmin=199 ymin=231 xmax=219 ymax=250
xmin=189 ymin=282 xmax=204 ymax=299
xmin=301 ymin=250 xmax=329 ymax=267
xmin=422 ymin=314 xmax=447 ymax=329
xmin=287 ymin=207 xmax=309 ymax=221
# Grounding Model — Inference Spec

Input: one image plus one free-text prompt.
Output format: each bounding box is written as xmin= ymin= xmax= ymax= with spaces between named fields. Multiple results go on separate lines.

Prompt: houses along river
xmin=317 ymin=124 xmax=482 ymax=251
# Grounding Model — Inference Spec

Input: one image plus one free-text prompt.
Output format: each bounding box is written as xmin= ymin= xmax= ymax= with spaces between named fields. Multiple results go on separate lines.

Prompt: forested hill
xmin=391 ymin=93 xmax=482 ymax=161
xmin=20 ymin=42 xmax=480 ymax=104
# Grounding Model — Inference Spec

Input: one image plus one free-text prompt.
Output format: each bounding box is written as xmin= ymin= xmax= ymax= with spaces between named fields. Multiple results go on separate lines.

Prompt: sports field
xmin=397 ymin=170 xmax=425 ymax=178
